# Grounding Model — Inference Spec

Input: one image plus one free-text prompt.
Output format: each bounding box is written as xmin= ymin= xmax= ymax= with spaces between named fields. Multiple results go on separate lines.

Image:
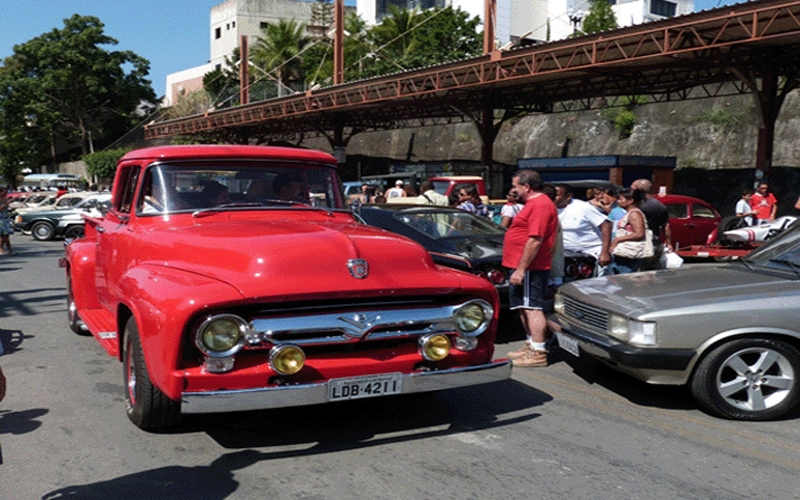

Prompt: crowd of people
xmin=501 ymin=172 xmax=675 ymax=368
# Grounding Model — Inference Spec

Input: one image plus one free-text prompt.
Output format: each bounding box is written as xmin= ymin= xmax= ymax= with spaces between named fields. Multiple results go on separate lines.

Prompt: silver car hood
xmin=561 ymin=263 xmax=797 ymax=317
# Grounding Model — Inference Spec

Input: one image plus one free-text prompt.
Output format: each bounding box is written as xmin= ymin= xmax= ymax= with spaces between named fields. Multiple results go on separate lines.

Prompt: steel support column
xmin=239 ymin=36 xmax=249 ymax=105
xmin=735 ymin=48 xmax=800 ymax=184
xmin=333 ymin=0 xmax=345 ymax=85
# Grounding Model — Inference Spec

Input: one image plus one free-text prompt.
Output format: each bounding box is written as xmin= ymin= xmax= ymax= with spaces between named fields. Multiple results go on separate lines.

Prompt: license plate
xmin=556 ymin=332 xmax=580 ymax=357
xmin=328 ymin=373 xmax=403 ymax=401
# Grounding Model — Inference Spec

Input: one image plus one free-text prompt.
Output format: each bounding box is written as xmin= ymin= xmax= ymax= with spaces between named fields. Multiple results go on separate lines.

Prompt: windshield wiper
xmin=738 ymin=257 xmax=754 ymax=271
xmin=768 ymin=258 xmax=800 ymax=278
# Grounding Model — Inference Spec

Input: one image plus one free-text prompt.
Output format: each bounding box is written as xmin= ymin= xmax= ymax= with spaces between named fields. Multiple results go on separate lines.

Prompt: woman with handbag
xmin=609 ymin=188 xmax=653 ymax=274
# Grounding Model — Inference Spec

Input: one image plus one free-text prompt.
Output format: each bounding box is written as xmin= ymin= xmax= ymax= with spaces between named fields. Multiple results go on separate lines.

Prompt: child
xmin=736 ymin=188 xmax=756 ymax=226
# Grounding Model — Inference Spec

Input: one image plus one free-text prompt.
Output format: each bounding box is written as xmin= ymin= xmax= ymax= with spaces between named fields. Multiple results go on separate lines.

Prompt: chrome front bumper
xmin=181 ymin=360 xmax=511 ymax=414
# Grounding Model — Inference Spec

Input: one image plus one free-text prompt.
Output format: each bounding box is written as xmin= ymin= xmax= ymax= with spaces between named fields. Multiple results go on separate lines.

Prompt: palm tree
xmin=367 ymin=6 xmax=423 ymax=74
xmin=251 ymin=19 xmax=312 ymax=97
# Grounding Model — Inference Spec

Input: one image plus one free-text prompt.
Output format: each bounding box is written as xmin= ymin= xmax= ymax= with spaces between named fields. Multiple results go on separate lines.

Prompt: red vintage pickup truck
xmin=61 ymin=145 xmax=510 ymax=429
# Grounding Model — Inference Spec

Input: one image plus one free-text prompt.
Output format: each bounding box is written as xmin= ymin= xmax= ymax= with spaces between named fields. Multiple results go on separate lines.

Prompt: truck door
xmin=95 ymin=165 xmax=141 ymax=312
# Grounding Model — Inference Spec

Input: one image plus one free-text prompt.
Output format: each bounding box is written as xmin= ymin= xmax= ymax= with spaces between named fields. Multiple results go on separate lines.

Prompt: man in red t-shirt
xmin=750 ymin=182 xmax=777 ymax=224
xmin=502 ymin=170 xmax=558 ymax=367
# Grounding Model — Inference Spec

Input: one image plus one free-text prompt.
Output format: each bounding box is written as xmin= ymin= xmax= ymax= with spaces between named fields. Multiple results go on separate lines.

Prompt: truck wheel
xmin=64 ymin=225 xmax=84 ymax=240
xmin=690 ymin=338 xmax=800 ymax=420
xmin=123 ymin=318 xmax=181 ymax=430
xmin=66 ymin=269 xmax=89 ymax=335
xmin=31 ymin=221 xmax=55 ymax=241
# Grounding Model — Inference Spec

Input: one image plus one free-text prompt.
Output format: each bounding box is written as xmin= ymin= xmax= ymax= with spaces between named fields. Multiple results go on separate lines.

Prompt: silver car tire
xmin=691 ymin=338 xmax=800 ymax=420
xmin=31 ymin=221 xmax=55 ymax=241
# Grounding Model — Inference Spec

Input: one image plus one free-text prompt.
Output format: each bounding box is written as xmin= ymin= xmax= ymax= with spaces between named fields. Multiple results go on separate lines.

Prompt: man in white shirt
xmin=386 ymin=180 xmax=406 ymax=198
xmin=554 ymin=184 xmax=612 ymax=269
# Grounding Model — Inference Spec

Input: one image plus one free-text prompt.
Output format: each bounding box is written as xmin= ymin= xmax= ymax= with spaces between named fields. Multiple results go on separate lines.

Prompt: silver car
xmin=549 ymin=223 xmax=800 ymax=420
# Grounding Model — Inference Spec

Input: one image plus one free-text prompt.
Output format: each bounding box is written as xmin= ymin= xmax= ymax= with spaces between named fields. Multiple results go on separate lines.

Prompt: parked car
xmin=549 ymin=222 xmax=800 ymax=420
xmin=428 ymin=176 xmax=489 ymax=205
xmin=60 ymin=145 xmax=510 ymax=430
xmin=13 ymin=192 xmax=58 ymax=215
xmin=358 ymin=204 xmax=508 ymax=305
xmin=655 ymin=194 xmax=722 ymax=248
xmin=14 ymin=193 xmax=110 ymax=240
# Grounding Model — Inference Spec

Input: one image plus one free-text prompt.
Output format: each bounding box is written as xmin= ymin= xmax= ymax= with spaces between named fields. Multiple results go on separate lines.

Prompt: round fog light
xmin=270 ymin=345 xmax=305 ymax=375
xmin=419 ymin=334 xmax=451 ymax=361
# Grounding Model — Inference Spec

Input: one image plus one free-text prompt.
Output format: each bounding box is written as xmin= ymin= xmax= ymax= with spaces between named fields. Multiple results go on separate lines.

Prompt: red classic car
xmin=655 ymin=194 xmax=722 ymax=248
xmin=61 ymin=145 xmax=510 ymax=429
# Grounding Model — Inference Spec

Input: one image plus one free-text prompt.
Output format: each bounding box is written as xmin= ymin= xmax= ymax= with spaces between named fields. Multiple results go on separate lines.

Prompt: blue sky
xmin=1 ymin=0 xmax=742 ymax=98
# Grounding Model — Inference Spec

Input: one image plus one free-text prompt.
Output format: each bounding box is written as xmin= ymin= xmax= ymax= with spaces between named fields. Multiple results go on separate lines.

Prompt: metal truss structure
xmin=145 ymin=0 xmax=800 ymax=169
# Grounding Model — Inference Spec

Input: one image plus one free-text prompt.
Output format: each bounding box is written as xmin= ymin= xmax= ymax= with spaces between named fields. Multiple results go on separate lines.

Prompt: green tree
xmin=366 ymin=6 xmax=423 ymax=75
xmin=202 ymin=48 xmax=242 ymax=108
xmin=0 ymin=14 xmax=155 ymax=177
xmin=304 ymin=12 xmax=371 ymax=86
xmin=404 ymin=7 xmax=481 ymax=68
xmin=251 ymin=19 xmax=312 ymax=97
xmin=361 ymin=7 xmax=481 ymax=78
xmin=578 ymin=0 xmax=618 ymax=36
xmin=83 ymin=148 xmax=129 ymax=180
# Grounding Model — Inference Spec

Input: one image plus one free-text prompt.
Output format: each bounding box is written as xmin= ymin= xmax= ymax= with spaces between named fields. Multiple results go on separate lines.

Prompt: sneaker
xmin=513 ymin=350 xmax=548 ymax=367
xmin=507 ymin=344 xmax=533 ymax=360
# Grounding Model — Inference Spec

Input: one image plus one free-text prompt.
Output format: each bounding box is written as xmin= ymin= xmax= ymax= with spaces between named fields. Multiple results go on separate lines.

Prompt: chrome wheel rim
xmin=716 ymin=347 xmax=795 ymax=412
xmin=33 ymin=224 xmax=52 ymax=239
xmin=126 ymin=340 xmax=137 ymax=405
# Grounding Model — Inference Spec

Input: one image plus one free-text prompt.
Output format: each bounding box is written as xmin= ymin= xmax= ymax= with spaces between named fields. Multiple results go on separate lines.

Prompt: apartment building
xmin=166 ymin=0 xmax=354 ymax=106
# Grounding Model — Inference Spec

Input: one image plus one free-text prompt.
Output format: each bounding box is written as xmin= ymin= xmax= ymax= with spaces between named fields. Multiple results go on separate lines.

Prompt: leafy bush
xmin=83 ymin=148 xmax=129 ymax=180
xmin=614 ymin=110 xmax=636 ymax=138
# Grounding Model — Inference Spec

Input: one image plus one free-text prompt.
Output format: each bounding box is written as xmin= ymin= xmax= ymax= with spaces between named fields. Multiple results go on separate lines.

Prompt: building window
xmin=260 ymin=22 xmax=269 ymax=30
xmin=650 ymin=0 xmax=677 ymax=17
xmin=215 ymin=27 xmax=221 ymax=39
xmin=232 ymin=21 xmax=236 ymax=28
xmin=226 ymin=23 xmax=230 ymax=30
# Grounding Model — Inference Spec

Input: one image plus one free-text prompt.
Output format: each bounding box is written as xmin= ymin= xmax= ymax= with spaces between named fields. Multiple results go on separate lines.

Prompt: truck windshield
xmin=136 ymin=162 xmax=344 ymax=214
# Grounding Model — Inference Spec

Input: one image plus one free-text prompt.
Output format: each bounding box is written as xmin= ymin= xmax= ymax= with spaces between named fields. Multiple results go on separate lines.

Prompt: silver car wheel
xmin=716 ymin=347 xmax=795 ymax=412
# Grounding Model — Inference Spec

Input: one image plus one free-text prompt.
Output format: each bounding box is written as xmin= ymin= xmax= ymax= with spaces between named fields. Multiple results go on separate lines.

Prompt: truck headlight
xmin=453 ymin=299 xmax=493 ymax=338
xmin=608 ymin=314 xmax=656 ymax=346
xmin=195 ymin=314 xmax=247 ymax=357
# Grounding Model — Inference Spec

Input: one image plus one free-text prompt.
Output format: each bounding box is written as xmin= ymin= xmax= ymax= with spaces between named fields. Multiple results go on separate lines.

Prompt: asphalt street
xmin=1 ymin=237 xmax=799 ymax=499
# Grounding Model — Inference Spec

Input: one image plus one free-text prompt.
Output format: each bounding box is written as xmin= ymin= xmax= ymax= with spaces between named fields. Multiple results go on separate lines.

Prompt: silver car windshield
xmin=744 ymin=223 xmax=800 ymax=271
xmin=136 ymin=162 xmax=343 ymax=215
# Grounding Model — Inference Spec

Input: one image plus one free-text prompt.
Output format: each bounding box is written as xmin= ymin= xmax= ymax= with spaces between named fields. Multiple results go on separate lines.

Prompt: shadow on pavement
xmin=180 ymin=379 xmax=549 ymax=451
xmin=551 ymin=347 xmax=698 ymax=411
xmin=39 ymin=381 xmax=549 ymax=500
xmin=41 ymin=449 xmax=261 ymax=500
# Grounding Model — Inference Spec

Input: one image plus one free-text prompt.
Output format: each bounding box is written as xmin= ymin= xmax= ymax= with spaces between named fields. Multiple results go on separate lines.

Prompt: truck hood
xmin=561 ymin=263 xmax=798 ymax=317
xmin=139 ymin=216 xmax=468 ymax=299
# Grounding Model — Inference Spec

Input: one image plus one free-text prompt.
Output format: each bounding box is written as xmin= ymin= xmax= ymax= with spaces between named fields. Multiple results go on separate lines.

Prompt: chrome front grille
xmin=245 ymin=303 xmax=467 ymax=347
xmin=562 ymin=295 xmax=608 ymax=332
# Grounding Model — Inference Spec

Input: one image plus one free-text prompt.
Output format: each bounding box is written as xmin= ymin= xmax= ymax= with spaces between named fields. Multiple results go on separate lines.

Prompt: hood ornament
xmin=347 ymin=258 xmax=369 ymax=279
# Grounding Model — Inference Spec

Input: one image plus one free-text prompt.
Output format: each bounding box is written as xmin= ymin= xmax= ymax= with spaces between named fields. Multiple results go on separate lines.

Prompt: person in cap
xmin=386 ymin=180 xmax=406 ymax=199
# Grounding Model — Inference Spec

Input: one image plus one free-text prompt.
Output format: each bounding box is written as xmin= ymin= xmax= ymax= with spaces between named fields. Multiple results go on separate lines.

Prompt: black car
xmin=14 ymin=193 xmax=111 ymax=240
xmin=358 ymin=205 xmax=508 ymax=305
